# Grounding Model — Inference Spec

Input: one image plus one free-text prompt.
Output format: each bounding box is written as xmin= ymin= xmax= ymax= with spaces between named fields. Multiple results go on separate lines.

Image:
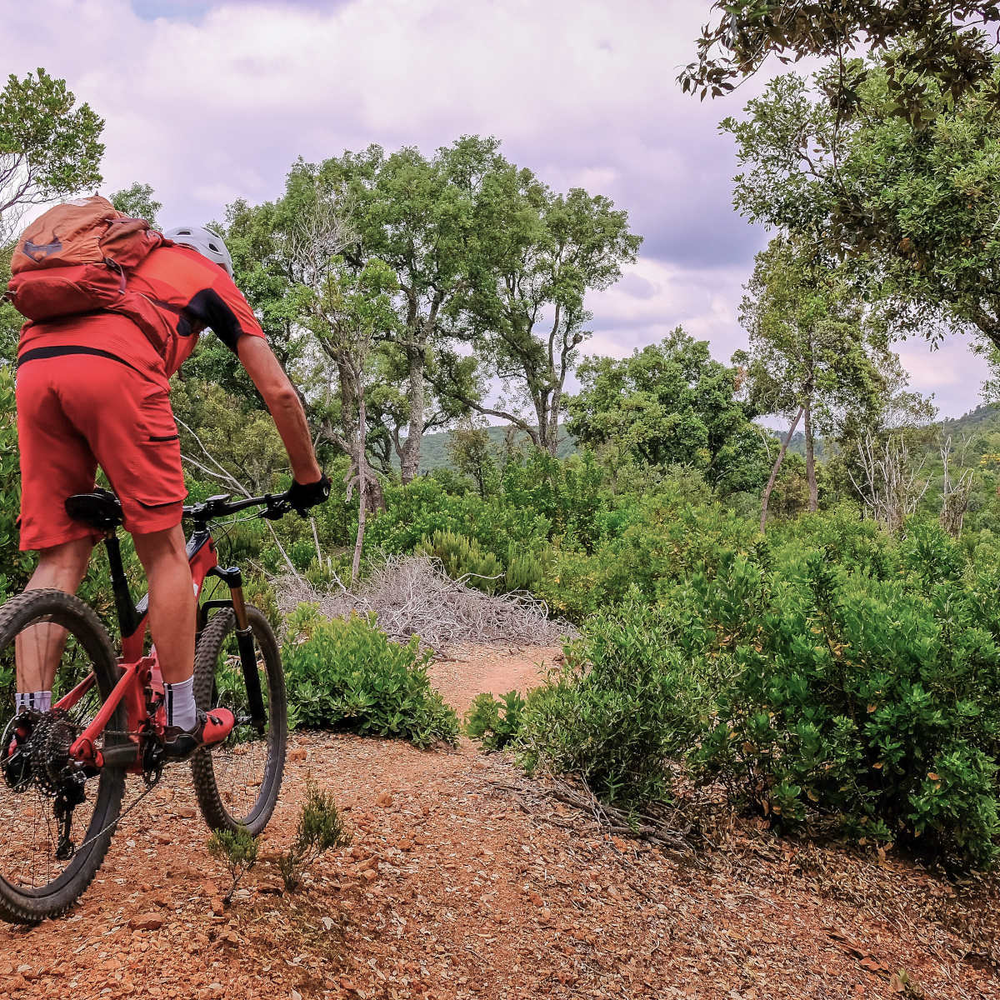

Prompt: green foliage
xmin=465 ymin=690 xmax=525 ymax=751
xmin=0 ymin=67 xmax=105 ymax=241
xmin=171 ymin=379 xmax=289 ymax=495
xmin=682 ymin=3 xmax=1000 ymax=125
xmin=110 ymin=182 xmax=161 ymax=228
xmin=282 ymin=605 xmax=459 ymax=748
xmin=367 ymin=474 xmax=551 ymax=569
xmin=415 ymin=530 xmax=503 ymax=592
xmin=435 ymin=166 xmax=642 ymax=453
xmin=534 ymin=484 xmax=760 ymax=622
xmin=695 ymin=518 xmax=1000 ymax=867
xmin=568 ymin=327 xmax=768 ymax=494
xmin=207 ymin=826 xmax=259 ymax=905
xmin=518 ymin=595 xmax=713 ymax=811
xmin=0 ymin=245 xmax=19 ymax=362
xmin=736 ymin=234 xmax=902 ymax=514
xmin=278 ymin=778 xmax=351 ymax=892
xmin=0 ymin=367 xmax=26 ymax=601
xmin=724 ymin=62 xmax=1000 ymax=356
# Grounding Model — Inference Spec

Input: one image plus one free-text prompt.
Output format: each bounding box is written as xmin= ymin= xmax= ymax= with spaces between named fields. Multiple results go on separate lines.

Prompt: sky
xmin=1 ymin=0 xmax=989 ymax=418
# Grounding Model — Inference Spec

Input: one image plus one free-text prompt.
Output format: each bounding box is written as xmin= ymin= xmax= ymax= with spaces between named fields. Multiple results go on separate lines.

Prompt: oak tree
xmin=682 ymin=2 xmax=1000 ymax=125
xmin=0 ymin=68 xmax=104 ymax=242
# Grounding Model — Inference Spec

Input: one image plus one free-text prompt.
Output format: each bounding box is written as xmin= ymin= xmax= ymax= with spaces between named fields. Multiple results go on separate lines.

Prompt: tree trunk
xmin=351 ymin=394 xmax=369 ymax=586
xmin=544 ymin=389 xmax=561 ymax=457
xmin=399 ymin=346 xmax=425 ymax=484
xmin=804 ymin=400 xmax=818 ymax=512
xmin=760 ymin=407 xmax=804 ymax=534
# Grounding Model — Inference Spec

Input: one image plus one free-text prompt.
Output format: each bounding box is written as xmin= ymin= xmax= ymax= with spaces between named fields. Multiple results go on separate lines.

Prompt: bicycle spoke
xmin=209 ymin=642 xmax=273 ymax=824
xmin=0 ymin=614 xmax=104 ymax=891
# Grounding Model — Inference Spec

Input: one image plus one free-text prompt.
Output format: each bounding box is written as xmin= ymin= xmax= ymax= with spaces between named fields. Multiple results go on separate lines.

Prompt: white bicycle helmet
xmin=165 ymin=225 xmax=234 ymax=279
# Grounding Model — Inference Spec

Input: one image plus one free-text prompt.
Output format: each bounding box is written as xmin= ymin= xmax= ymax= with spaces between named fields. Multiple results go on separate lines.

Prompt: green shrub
xmin=287 ymin=537 xmax=317 ymax=573
xmin=534 ymin=485 xmax=761 ymax=622
xmin=282 ymin=605 xmax=460 ymax=748
xmin=695 ymin=532 xmax=1000 ymax=867
xmin=207 ymin=826 xmax=259 ymax=905
xmin=465 ymin=689 xmax=526 ymax=751
xmin=415 ymin=530 xmax=503 ymax=592
xmin=0 ymin=367 xmax=27 ymax=603
xmin=517 ymin=593 xmax=713 ymax=812
xmin=367 ymin=477 xmax=551 ymax=564
xmin=767 ymin=504 xmax=891 ymax=579
xmin=503 ymin=545 xmax=548 ymax=592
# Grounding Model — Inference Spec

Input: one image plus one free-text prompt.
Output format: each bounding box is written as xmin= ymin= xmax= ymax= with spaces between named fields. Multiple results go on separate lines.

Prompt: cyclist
xmin=9 ymin=224 xmax=329 ymax=759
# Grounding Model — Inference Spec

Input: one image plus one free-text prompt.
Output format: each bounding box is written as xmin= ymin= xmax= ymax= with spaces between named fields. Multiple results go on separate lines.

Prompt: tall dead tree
xmin=848 ymin=432 xmax=929 ymax=534
xmin=939 ymin=434 xmax=974 ymax=538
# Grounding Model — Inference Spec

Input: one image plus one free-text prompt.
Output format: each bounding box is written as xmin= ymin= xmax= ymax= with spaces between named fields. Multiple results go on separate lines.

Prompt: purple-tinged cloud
xmin=0 ymin=0 xmax=990 ymax=416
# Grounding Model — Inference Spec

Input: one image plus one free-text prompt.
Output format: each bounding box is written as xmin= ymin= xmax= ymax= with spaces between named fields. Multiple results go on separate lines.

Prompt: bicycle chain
xmin=66 ymin=766 xmax=163 ymax=858
xmin=31 ymin=727 xmax=167 ymax=861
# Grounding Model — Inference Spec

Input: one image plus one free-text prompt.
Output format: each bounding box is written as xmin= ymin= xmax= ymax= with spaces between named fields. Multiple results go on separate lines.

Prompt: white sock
xmin=164 ymin=676 xmax=197 ymax=731
xmin=16 ymin=691 xmax=51 ymax=714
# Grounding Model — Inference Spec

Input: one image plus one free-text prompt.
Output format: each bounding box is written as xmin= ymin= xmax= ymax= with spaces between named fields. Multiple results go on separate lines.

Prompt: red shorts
xmin=16 ymin=352 xmax=187 ymax=550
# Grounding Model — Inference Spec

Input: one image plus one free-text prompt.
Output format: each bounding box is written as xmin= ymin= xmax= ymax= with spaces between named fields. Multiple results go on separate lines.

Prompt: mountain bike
xmin=0 ymin=489 xmax=292 ymax=924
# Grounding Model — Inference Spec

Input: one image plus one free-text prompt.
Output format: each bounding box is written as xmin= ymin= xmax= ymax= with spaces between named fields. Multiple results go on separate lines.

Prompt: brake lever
xmin=260 ymin=497 xmax=294 ymax=521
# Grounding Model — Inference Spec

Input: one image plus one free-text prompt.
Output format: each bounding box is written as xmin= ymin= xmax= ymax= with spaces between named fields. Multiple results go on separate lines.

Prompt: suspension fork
xmin=203 ymin=567 xmax=267 ymax=732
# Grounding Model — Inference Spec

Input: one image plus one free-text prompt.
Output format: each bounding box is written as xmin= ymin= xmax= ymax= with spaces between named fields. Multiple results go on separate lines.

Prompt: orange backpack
xmin=6 ymin=196 xmax=169 ymax=323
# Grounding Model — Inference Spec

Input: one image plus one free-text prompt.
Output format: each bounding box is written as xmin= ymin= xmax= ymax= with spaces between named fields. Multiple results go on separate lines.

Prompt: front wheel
xmin=190 ymin=606 xmax=286 ymax=835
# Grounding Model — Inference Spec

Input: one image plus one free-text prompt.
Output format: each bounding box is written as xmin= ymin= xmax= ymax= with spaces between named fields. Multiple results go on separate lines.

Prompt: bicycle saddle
xmin=65 ymin=489 xmax=124 ymax=530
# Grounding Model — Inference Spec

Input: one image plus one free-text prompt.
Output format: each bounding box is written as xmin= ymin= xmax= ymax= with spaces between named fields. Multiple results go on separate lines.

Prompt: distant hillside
xmin=938 ymin=403 xmax=999 ymax=438
xmin=785 ymin=431 xmax=828 ymax=462
xmin=401 ymin=424 xmax=578 ymax=473
xmin=405 ymin=405 xmax=1000 ymax=477
xmin=775 ymin=404 xmax=1000 ymax=463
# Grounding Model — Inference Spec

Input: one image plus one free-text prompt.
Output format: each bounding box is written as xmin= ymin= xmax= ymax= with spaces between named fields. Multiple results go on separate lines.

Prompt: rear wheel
xmin=190 ymin=606 xmax=286 ymax=835
xmin=0 ymin=589 xmax=126 ymax=924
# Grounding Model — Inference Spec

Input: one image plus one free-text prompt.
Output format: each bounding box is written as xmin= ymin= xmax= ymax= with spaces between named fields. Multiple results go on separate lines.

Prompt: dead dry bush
xmin=276 ymin=554 xmax=573 ymax=651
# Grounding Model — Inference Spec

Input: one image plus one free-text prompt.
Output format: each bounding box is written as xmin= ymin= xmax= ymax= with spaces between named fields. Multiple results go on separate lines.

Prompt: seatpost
xmin=103 ymin=530 xmax=139 ymax=638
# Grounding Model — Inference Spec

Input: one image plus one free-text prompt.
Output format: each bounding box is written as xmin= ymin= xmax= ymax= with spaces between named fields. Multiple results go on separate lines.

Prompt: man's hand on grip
xmin=288 ymin=473 xmax=331 ymax=514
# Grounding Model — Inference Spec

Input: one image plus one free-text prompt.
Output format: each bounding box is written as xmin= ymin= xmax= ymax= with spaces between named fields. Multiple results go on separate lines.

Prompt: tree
xmin=111 ymin=182 xmax=161 ymax=228
xmin=447 ymin=419 xmax=496 ymax=498
xmin=681 ymin=2 xmax=1000 ymax=125
xmin=566 ymin=328 xmax=768 ymax=494
xmin=723 ymin=63 xmax=1000 ymax=357
xmin=0 ymin=243 xmax=19 ymax=362
xmin=290 ymin=184 xmax=398 ymax=581
xmin=736 ymin=235 xmax=898 ymax=529
xmin=439 ymin=169 xmax=642 ymax=455
xmin=0 ymin=68 xmax=104 ymax=242
xmin=289 ymin=138 xmax=502 ymax=482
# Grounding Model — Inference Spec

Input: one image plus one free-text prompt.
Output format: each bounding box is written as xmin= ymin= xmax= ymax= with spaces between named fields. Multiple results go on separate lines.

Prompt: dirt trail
xmin=1 ymin=644 xmax=998 ymax=1000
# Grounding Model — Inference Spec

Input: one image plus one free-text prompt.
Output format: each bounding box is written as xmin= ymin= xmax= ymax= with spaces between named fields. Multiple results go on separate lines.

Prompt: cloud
xmin=0 ymin=0 xmax=990 ymax=416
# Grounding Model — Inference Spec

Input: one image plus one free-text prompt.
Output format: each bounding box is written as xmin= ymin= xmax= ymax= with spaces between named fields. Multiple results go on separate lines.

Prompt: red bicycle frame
xmin=62 ymin=530 xmax=222 ymax=771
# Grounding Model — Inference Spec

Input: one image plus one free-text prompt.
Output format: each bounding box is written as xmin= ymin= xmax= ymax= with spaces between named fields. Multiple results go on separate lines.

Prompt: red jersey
xmin=16 ymin=245 xmax=266 ymax=390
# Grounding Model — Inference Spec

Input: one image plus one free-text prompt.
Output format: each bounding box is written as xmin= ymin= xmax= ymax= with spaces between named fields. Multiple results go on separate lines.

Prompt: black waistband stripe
xmin=16 ymin=345 xmax=146 ymax=378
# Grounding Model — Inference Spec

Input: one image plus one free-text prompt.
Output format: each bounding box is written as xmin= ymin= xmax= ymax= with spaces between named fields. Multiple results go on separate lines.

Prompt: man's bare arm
xmin=237 ymin=335 xmax=322 ymax=485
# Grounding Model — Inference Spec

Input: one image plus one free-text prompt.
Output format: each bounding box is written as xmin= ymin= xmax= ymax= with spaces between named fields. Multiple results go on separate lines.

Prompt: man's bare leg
xmin=132 ymin=524 xmax=233 ymax=749
xmin=15 ymin=536 xmax=93 ymax=697
xmin=132 ymin=524 xmax=195 ymax=686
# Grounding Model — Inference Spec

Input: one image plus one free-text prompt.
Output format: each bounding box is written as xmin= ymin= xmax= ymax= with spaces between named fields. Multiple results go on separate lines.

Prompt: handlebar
xmin=183 ymin=491 xmax=296 ymax=523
